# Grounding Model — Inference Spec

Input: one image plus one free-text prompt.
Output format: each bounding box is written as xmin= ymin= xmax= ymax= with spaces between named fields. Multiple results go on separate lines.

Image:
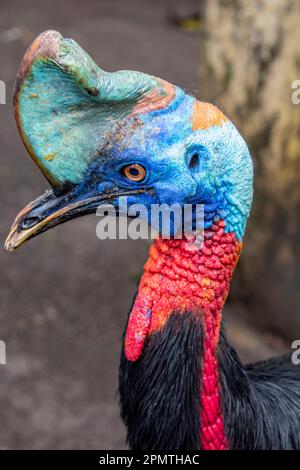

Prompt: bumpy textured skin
xmin=124 ymin=222 xmax=241 ymax=449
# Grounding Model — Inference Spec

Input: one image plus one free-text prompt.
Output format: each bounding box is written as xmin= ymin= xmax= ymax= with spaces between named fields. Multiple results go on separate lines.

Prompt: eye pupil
xmin=123 ymin=164 xmax=146 ymax=182
xmin=129 ymin=167 xmax=139 ymax=176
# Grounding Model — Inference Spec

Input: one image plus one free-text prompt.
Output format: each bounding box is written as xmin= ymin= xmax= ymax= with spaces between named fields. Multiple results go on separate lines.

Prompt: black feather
xmin=219 ymin=329 xmax=300 ymax=449
xmin=119 ymin=312 xmax=203 ymax=450
xmin=119 ymin=312 xmax=300 ymax=450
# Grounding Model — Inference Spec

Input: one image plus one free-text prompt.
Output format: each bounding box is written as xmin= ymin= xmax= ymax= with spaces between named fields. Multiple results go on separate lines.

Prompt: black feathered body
xmin=120 ymin=311 xmax=300 ymax=450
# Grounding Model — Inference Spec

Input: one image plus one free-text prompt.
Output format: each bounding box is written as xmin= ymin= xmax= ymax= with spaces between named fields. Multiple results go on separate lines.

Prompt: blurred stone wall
xmin=199 ymin=0 xmax=300 ymax=337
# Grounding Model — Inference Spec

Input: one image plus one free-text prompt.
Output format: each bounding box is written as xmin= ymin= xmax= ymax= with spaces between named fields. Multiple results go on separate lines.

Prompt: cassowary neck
xmin=121 ymin=220 xmax=241 ymax=450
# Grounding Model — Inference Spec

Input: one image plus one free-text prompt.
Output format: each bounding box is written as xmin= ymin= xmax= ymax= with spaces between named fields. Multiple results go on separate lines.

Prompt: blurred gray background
xmin=0 ymin=0 xmax=293 ymax=449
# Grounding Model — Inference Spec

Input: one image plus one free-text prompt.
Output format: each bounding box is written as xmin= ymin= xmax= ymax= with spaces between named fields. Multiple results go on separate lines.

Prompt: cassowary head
xmin=5 ymin=30 xmax=253 ymax=251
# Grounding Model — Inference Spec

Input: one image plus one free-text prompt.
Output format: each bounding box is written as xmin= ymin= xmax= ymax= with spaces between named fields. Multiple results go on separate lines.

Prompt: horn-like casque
xmin=14 ymin=30 xmax=175 ymax=190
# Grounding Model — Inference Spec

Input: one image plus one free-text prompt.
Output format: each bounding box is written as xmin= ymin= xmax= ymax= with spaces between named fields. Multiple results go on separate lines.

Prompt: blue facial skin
xmin=75 ymin=88 xmax=253 ymax=241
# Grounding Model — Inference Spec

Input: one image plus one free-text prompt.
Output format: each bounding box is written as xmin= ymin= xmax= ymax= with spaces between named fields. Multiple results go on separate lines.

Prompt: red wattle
xmin=125 ymin=293 xmax=152 ymax=362
xmin=200 ymin=320 xmax=228 ymax=450
xmin=124 ymin=220 xmax=241 ymax=449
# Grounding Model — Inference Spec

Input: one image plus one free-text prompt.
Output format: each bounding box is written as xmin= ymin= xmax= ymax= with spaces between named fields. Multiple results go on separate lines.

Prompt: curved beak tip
xmin=4 ymin=218 xmax=26 ymax=253
xmin=4 ymin=238 xmax=15 ymax=253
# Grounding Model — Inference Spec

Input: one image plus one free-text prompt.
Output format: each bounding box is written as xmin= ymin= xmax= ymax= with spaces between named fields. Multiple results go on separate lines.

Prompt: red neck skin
xmin=125 ymin=220 xmax=241 ymax=450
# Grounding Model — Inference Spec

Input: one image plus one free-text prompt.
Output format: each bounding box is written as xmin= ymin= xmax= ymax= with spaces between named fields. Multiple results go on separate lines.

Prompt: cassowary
xmin=5 ymin=30 xmax=300 ymax=450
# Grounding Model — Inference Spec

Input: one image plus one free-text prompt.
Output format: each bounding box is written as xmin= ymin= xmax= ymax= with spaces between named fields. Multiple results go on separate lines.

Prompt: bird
xmin=5 ymin=30 xmax=300 ymax=450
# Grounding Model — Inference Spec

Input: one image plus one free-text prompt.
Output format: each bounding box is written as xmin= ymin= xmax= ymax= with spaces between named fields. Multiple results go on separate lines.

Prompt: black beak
xmin=4 ymin=186 xmax=149 ymax=252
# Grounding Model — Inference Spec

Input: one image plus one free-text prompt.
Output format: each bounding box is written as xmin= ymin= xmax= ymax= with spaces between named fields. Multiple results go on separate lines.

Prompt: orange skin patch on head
xmin=192 ymin=101 xmax=228 ymax=131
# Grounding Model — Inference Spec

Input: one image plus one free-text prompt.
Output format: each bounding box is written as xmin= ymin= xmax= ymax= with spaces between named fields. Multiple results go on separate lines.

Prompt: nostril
xmin=188 ymin=153 xmax=200 ymax=172
xmin=21 ymin=216 xmax=41 ymax=230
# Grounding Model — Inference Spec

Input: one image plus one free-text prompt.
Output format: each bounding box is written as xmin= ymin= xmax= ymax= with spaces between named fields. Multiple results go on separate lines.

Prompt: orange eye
xmin=122 ymin=164 xmax=146 ymax=182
